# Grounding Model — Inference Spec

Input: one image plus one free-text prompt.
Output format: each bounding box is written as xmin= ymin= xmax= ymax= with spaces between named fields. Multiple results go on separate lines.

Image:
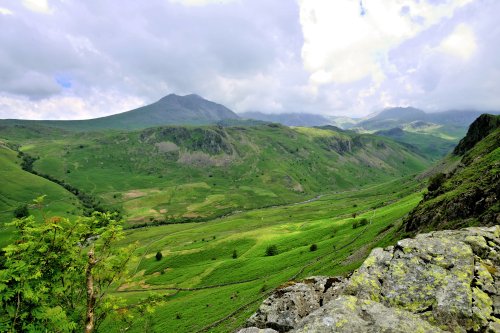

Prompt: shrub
xmin=13 ymin=204 xmax=29 ymax=219
xmin=265 ymin=244 xmax=279 ymax=256
xmin=155 ymin=251 xmax=163 ymax=261
xmin=232 ymin=249 xmax=238 ymax=259
xmin=428 ymin=172 xmax=446 ymax=192
xmin=309 ymin=244 xmax=318 ymax=252
xmin=352 ymin=218 xmax=369 ymax=229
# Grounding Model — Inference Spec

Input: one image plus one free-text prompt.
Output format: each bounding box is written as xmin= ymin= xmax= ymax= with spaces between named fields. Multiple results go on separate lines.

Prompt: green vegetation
xmin=265 ymin=244 xmax=279 ymax=257
xmin=97 ymin=177 xmax=421 ymax=332
xmin=405 ymin=115 xmax=500 ymax=232
xmin=3 ymin=113 xmax=494 ymax=332
xmin=0 ymin=123 xmax=430 ymax=229
xmin=0 ymin=198 xmax=133 ymax=333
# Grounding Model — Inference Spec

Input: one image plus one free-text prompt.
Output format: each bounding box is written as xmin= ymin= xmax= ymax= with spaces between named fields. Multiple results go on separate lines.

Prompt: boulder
xmin=247 ymin=276 xmax=346 ymax=332
xmin=241 ymin=226 xmax=500 ymax=333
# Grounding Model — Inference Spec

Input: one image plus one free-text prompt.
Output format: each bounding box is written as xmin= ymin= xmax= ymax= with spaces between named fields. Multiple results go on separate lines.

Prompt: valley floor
xmin=103 ymin=177 xmax=423 ymax=332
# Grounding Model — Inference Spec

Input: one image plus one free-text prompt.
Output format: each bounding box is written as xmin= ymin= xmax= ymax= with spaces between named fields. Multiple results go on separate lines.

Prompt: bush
xmin=265 ymin=244 xmax=279 ymax=256
xmin=352 ymin=218 xmax=369 ymax=229
xmin=13 ymin=204 xmax=29 ymax=219
xmin=428 ymin=173 xmax=446 ymax=192
xmin=309 ymin=244 xmax=318 ymax=252
xmin=232 ymin=249 xmax=238 ymax=259
xmin=155 ymin=251 xmax=163 ymax=261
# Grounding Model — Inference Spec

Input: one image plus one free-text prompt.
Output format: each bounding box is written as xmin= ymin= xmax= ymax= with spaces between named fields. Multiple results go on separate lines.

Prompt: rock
xmin=247 ymin=276 xmax=346 ymax=332
xmin=237 ymin=328 xmax=278 ymax=333
xmin=241 ymin=226 xmax=500 ymax=333
xmin=293 ymin=295 xmax=445 ymax=333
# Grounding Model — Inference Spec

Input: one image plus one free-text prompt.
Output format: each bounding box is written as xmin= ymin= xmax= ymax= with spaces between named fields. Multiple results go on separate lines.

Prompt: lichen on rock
xmin=239 ymin=226 xmax=500 ymax=333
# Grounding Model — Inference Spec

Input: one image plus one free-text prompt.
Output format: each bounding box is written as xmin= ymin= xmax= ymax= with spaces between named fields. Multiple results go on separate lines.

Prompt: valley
xmin=0 ymin=95 xmax=498 ymax=333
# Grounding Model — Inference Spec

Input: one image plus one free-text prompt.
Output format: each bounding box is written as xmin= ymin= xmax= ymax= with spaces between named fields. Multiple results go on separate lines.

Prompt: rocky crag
xmin=404 ymin=114 xmax=499 ymax=232
xmin=239 ymin=225 xmax=500 ymax=332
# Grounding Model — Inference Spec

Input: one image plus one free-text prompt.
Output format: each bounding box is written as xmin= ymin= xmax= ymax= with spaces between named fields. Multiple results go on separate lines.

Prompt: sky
xmin=0 ymin=0 xmax=499 ymax=119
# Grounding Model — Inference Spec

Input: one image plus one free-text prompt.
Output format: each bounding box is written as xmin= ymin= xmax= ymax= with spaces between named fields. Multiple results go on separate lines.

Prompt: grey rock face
xmin=237 ymin=328 xmax=278 ymax=333
xmin=246 ymin=276 xmax=346 ymax=332
xmin=293 ymin=295 xmax=445 ymax=333
xmin=241 ymin=226 xmax=500 ymax=333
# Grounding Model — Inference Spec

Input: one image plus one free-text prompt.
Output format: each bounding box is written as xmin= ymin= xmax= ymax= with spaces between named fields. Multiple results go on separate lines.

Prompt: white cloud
xmin=0 ymin=7 xmax=14 ymax=15
xmin=439 ymin=24 xmax=477 ymax=60
xmin=168 ymin=0 xmax=235 ymax=6
xmin=0 ymin=91 xmax=145 ymax=120
xmin=299 ymin=0 xmax=476 ymax=86
xmin=22 ymin=0 xmax=51 ymax=14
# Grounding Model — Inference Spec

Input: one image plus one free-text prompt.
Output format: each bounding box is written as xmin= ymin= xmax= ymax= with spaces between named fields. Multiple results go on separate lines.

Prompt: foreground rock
xmin=247 ymin=276 xmax=346 ymax=331
xmin=239 ymin=226 xmax=500 ymax=333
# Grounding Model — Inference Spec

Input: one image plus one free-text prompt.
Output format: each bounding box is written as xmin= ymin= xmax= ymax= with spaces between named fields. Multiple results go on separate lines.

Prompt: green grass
xmin=0 ymin=144 xmax=81 ymax=246
xmin=98 ymin=177 xmax=422 ymax=333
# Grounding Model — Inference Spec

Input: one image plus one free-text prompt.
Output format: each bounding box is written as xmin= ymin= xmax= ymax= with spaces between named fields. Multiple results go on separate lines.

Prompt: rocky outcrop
xmin=247 ymin=277 xmax=346 ymax=332
xmin=239 ymin=226 xmax=500 ymax=333
xmin=404 ymin=115 xmax=499 ymax=232
xmin=453 ymin=114 xmax=500 ymax=155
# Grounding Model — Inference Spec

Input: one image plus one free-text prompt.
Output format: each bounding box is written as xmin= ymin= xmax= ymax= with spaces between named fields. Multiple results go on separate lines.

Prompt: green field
xmin=92 ymin=177 xmax=422 ymax=332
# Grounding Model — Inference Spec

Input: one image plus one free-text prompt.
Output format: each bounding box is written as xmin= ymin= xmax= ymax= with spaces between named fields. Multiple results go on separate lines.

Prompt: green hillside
xmin=404 ymin=114 xmax=500 ymax=232
xmin=0 ymin=123 xmax=431 ymax=227
xmin=0 ymin=142 xmax=81 ymax=246
xmin=103 ymin=177 xmax=422 ymax=332
xmin=374 ymin=127 xmax=457 ymax=161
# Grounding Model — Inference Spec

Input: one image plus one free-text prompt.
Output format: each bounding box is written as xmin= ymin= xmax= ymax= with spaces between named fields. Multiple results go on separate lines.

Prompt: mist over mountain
xmin=357 ymin=107 xmax=500 ymax=130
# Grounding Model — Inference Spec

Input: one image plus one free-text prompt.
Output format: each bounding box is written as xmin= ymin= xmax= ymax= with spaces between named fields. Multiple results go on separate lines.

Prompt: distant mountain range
xmin=0 ymin=94 xmax=241 ymax=131
xmin=356 ymin=107 xmax=499 ymax=130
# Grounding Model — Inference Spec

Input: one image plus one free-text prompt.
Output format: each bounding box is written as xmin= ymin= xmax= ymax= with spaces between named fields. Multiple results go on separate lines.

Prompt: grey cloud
xmin=0 ymin=0 xmax=499 ymax=119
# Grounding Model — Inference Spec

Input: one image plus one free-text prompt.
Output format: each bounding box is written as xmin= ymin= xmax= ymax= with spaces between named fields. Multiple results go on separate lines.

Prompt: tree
xmin=0 ymin=196 xmax=134 ymax=333
xmin=265 ymin=244 xmax=279 ymax=256
xmin=309 ymin=244 xmax=318 ymax=252
xmin=232 ymin=249 xmax=238 ymax=259
xmin=13 ymin=204 xmax=29 ymax=219
xmin=155 ymin=251 xmax=163 ymax=261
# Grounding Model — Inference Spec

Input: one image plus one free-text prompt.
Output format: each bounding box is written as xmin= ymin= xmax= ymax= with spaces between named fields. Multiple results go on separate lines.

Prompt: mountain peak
xmin=159 ymin=93 xmax=203 ymax=102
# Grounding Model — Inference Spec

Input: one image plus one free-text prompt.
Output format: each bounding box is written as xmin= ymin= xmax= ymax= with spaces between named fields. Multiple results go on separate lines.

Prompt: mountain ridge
xmin=0 ymin=93 xmax=240 ymax=131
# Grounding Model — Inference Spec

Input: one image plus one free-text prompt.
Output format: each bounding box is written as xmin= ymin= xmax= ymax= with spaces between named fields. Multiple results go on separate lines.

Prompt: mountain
xmin=0 ymin=94 xmax=240 ymax=131
xmin=404 ymin=114 xmax=500 ymax=232
xmin=240 ymin=111 xmax=332 ymax=127
xmin=358 ymin=107 xmax=499 ymax=130
xmin=374 ymin=127 xmax=457 ymax=161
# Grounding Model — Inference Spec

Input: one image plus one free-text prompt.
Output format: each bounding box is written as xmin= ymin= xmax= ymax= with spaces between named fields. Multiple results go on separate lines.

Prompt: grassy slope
xmin=102 ymin=177 xmax=422 ymax=332
xmin=0 ymin=124 xmax=430 ymax=227
xmin=375 ymin=129 xmax=457 ymax=161
xmin=405 ymin=125 xmax=500 ymax=232
xmin=0 ymin=143 xmax=81 ymax=246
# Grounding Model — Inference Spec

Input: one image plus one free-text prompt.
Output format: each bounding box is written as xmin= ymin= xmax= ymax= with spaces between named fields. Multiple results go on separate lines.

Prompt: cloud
xmin=439 ymin=24 xmax=477 ymax=60
xmin=299 ymin=0 xmax=475 ymax=86
xmin=0 ymin=0 xmax=499 ymax=120
xmin=0 ymin=7 xmax=14 ymax=15
xmin=22 ymin=0 xmax=51 ymax=13
xmin=168 ymin=0 xmax=235 ymax=6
